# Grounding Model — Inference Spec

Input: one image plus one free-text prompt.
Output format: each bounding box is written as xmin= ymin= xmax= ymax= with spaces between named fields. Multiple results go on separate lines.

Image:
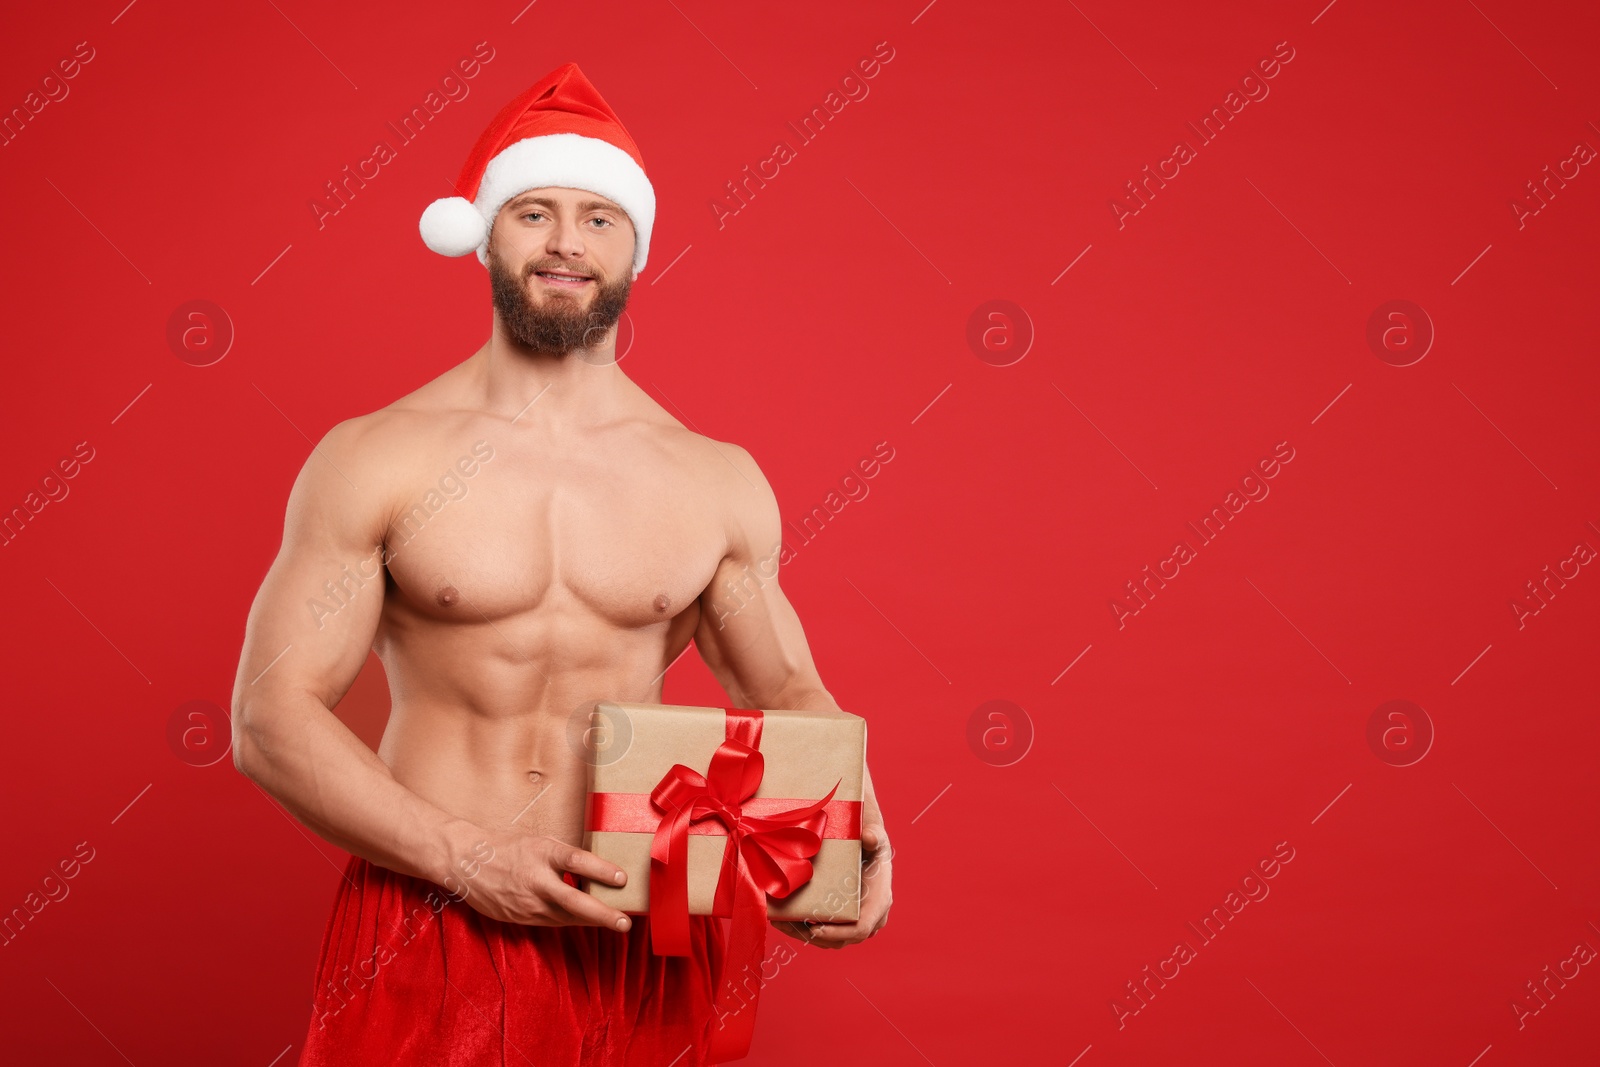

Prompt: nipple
xmin=437 ymin=584 xmax=460 ymax=607
xmin=652 ymin=594 xmax=670 ymax=614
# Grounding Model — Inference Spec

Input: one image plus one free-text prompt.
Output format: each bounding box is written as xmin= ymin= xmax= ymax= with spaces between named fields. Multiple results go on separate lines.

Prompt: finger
xmin=770 ymin=920 xmax=825 ymax=945
xmin=552 ymin=845 xmax=629 ymax=890
xmin=520 ymin=899 xmax=584 ymax=928
xmin=801 ymin=921 xmax=847 ymax=939
xmin=549 ymin=878 xmax=635 ymax=932
xmin=800 ymin=920 xmax=858 ymax=945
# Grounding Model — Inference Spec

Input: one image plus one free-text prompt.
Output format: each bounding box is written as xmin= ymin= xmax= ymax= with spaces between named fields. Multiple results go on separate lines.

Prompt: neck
xmin=475 ymin=317 xmax=630 ymax=430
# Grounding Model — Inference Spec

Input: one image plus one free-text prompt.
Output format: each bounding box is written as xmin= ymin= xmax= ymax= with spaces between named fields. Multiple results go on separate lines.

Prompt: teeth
xmin=540 ymin=272 xmax=587 ymax=280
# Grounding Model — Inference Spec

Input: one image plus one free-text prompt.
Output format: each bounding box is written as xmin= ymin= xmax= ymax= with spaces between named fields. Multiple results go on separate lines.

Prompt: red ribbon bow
xmin=647 ymin=707 xmax=840 ymax=1062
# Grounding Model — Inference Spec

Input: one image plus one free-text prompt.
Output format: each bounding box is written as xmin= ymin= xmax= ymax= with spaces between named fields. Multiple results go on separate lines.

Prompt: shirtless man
xmin=231 ymin=64 xmax=891 ymax=1065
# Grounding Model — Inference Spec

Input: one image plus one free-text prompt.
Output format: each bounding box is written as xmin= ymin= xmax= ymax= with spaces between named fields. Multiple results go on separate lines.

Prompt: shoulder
xmin=291 ymin=394 xmax=474 ymax=528
xmin=312 ymin=363 xmax=483 ymax=478
xmin=615 ymin=384 xmax=783 ymax=552
xmin=653 ymin=424 xmax=773 ymax=506
xmin=305 ymin=407 xmax=424 ymax=490
xmin=673 ymin=431 xmax=782 ymax=559
xmin=619 ymin=380 xmax=757 ymax=486
xmin=700 ymin=435 xmax=768 ymax=493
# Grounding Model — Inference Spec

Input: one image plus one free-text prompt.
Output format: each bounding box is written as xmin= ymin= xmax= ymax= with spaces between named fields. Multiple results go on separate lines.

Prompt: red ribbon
xmin=586 ymin=707 xmax=854 ymax=1062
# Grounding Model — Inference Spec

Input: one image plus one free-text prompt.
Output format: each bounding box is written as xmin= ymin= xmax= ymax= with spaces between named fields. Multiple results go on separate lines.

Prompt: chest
xmin=380 ymin=440 xmax=728 ymax=627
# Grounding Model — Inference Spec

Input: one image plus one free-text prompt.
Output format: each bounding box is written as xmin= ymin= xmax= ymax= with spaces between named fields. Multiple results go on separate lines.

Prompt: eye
xmin=522 ymin=211 xmax=544 ymax=222
xmin=589 ymin=217 xmax=613 ymax=228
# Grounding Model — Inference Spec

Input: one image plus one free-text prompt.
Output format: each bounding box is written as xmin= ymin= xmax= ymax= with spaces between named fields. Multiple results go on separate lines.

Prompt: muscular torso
xmin=356 ymin=379 xmax=733 ymax=851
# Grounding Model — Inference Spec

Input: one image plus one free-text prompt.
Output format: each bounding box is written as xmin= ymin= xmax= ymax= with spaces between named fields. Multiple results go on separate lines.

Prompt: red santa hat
xmin=418 ymin=62 xmax=655 ymax=277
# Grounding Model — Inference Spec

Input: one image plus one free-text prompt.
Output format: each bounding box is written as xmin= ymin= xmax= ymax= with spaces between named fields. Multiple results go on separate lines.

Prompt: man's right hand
xmin=452 ymin=830 xmax=635 ymax=932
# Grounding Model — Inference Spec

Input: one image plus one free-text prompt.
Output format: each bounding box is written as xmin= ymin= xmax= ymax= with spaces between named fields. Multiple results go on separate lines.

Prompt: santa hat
xmin=418 ymin=62 xmax=655 ymax=276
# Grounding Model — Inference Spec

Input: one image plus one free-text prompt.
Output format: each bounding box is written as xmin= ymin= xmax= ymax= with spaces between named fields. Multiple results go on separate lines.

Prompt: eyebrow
xmin=507 ymin=194 xmax=623 ymax=215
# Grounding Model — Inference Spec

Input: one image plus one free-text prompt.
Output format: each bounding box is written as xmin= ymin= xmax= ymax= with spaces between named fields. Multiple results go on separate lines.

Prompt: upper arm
xmin=232 ymin=418 xmax=393 ymax=726
xmin=693 ymin=443 xmax=829 ymax=708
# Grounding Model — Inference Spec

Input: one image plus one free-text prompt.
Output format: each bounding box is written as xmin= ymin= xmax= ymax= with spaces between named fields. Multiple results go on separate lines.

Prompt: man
xmin=231 ymin=62 xmax=893 ymax=1066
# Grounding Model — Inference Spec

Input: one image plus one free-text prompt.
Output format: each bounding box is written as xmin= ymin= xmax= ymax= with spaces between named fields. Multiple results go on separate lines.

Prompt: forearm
xmin=233 ymin=690 xmax=478 ymax=886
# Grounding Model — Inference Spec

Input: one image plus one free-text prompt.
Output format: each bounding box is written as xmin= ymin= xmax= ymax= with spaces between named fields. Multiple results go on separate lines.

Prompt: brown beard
xmin=487 ymin=247 xmax=633 ymax=355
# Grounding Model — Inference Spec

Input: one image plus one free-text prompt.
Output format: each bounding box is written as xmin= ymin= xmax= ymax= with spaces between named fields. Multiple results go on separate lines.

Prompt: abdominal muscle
xmin=368 ymin=602 xmax=690 ymax=852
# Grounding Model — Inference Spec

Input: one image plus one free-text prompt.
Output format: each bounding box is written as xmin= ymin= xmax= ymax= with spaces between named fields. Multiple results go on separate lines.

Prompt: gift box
xmin=580 ymin=701 xmax=865 ymax=923
xmin=580 ymin=701 xmax=868 ymax=1060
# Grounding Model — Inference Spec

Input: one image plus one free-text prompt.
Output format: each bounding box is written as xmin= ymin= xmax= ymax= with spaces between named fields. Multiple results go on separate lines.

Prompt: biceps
xmin=236 ymin=538 xmax=387 ymax=711
xmin=695 ymin=567 xmax=817 ymax=700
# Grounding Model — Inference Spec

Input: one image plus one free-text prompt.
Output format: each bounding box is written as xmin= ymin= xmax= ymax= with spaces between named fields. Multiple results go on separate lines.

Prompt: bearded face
xmin=487 ymin=243 xmax=633 ymax=355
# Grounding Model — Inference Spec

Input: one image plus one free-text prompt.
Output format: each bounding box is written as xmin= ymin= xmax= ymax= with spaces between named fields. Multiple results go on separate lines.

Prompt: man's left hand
xmin=771 ymin=824 xmax=893 ymax=949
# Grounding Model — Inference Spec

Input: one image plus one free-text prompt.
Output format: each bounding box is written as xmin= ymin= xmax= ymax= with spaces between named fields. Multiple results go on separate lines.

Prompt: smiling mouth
xmin=533 ymin=270 xmax=593 ymax=288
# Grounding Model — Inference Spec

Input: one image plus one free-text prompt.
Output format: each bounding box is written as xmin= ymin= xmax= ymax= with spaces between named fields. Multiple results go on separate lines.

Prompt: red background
xmin=3 ymin=1 xmax=1598 ymax=1064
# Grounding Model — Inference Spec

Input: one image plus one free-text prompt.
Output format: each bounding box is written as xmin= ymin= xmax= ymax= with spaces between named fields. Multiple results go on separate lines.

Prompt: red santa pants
xmin=297 ymin=856 xmax=726 ymax=1066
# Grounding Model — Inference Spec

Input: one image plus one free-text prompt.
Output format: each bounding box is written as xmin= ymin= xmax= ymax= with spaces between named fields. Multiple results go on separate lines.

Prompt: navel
xmin=653 ymin=594 xmax=671 ymax=614
xmin=436 ymin=584 xmax=460 ymax=607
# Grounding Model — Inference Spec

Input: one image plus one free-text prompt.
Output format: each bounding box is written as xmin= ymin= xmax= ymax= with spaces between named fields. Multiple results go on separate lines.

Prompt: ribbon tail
xmin=711 ymin=829 xmax=741 ymax=918
xmin=708 ymin=850 xmax=769 ymax=1062
xmin=649 ymin=804 xmax=696 ymax=957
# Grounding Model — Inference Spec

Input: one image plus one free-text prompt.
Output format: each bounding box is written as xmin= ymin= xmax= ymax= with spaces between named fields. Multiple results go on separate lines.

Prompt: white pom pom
xmin=419 ymin=196 xmax=488 ymax=256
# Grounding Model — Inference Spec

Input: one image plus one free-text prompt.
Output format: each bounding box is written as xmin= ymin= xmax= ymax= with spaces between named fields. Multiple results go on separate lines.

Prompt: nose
xmin=546 ymin=213 xmax=587 ymax=261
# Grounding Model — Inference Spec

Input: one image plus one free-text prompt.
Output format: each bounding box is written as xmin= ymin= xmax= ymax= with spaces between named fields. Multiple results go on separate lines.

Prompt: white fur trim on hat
xmin=465 ymin=131 xmax=655 ymax=277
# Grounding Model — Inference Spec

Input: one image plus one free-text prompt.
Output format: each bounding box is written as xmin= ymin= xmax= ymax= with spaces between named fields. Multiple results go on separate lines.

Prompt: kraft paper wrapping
xmin=580 ymin=701 xmax=865 ymax=921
